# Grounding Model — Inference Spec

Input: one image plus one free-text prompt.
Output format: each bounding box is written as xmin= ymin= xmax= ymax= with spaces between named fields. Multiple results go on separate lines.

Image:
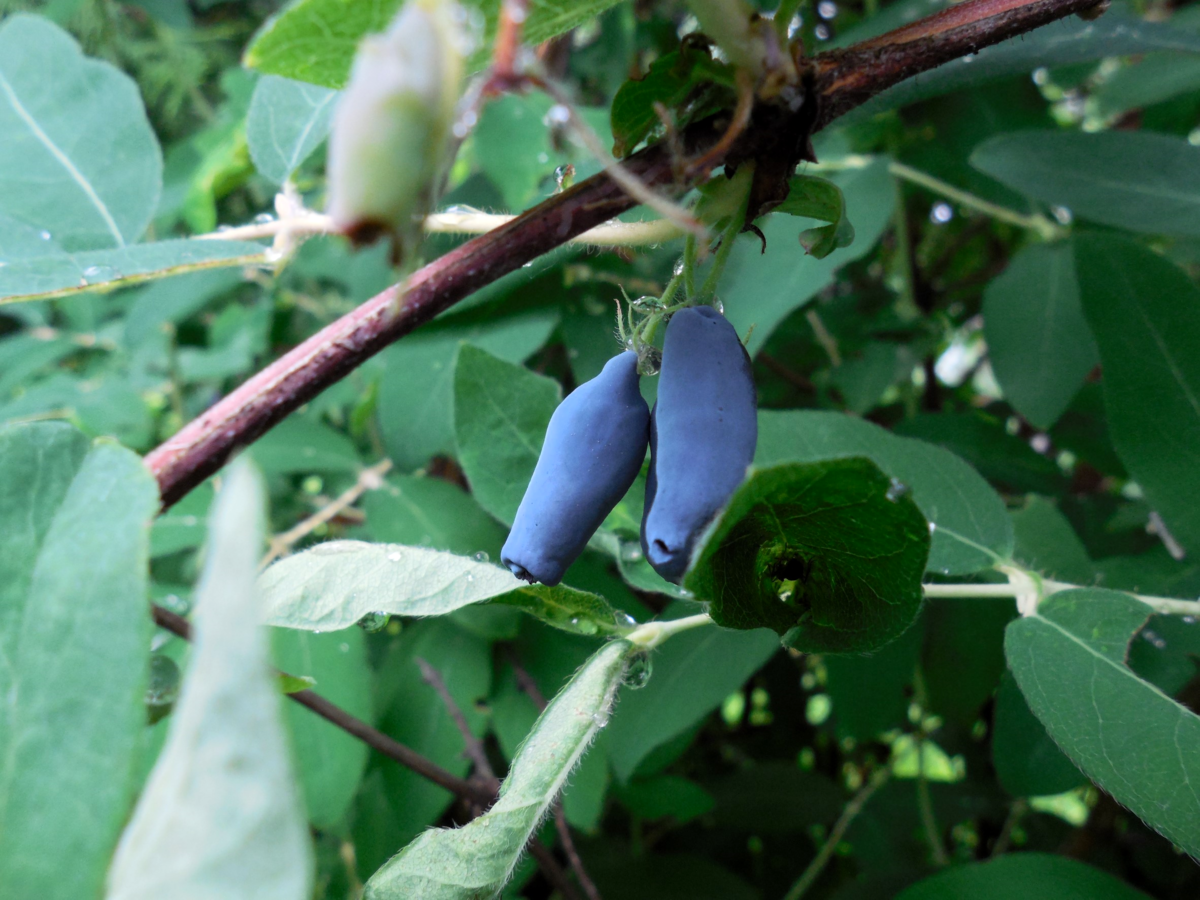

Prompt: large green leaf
xmin=825 ymin=620 xmax=922 ymax=739
xmin=756 ymin=410 xmax=1012 ymax=576
xmin=272 ymin=628 xmax=372 ymax=829
xmin=379 ymin=311 xmax=558 ymax=472
xmin=722 ymin=157 xmax=896 ymax=354
xmin=0 ymin=238 xmax=267 ymax=305
xmin=991 ymin=671 xmax=1083 ymax=798
xmin=972 ymin=131 xmax=1200 ymax=238
xmin=107 ymin=461 xmax=313 ymax=898
xmin=359 ymin=473 xmax=507 ymax=559
xmin=258 ymin=540 xmax=625 ymax=636
xmin=453 ymin=343 xmax=561 ymax=524
xmin=245 ymin=0 xmax=626 ymax=90
xmin=1006 ymin=589 xmax=1200 ymax=857
xmin=983 ymin=240 xmax=1097 ymax=430
xmin=603 ymin=604 xmax=779 ymax=782
xmin=686 ymin=459 xmax=930 ymax=653
xmin=1075 ymin=234 xmax=1200 ymax=555
xmin=246 ymin=74 xmax=338 ymax=185
xmin=364 ymin=639 xmax=631 ymax=899
xmin=0 ymin=423 xmax=158 ymax=899
xmin=0 ymin=15 xmax=161 ymax=252
xmin=896 ymin=853 xmax=1152 ymax=900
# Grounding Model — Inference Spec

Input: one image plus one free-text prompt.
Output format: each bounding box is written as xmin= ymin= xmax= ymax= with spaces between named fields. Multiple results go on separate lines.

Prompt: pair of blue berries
xmin=501 ymin=305 xmax=758 ymax=586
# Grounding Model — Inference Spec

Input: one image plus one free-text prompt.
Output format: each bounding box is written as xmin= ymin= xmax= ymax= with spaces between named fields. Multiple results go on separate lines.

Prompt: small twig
xmin=416 ymin=656 xmax=499 ymax=792
xmin=805 ymin=308 xmax=842 ymax=367
xmin=260 ymin=459 xmax=392 ymax=568
xmin=486 ymin=0 xmax=531 ymax=94
xmin=683 ymin=69 xmax=756 ymax=178
xmin=148 ymin=603 xmax=493 ymax=805
xmin=991 ymin=798 xmax=1027 ymax=857
xmin=782 ymin=765 xmax=893 ymax=900
xmin=916 ymin=731 xmax=951 ymax=866
xmin=757 ymin=351 xmax=816 ymax=393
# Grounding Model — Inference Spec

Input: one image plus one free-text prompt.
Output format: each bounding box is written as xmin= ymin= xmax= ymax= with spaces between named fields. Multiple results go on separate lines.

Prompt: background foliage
xmin=3 ymin=0 xmax=1200 ymax=898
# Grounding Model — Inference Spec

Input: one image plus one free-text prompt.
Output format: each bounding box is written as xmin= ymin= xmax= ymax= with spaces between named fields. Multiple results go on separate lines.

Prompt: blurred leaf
xmin=150 ymin=481 xmax=214 ymax=558
xmin=454 ymin=343 xmax=561 ymax=524
xmin=707 ymin=761 xmax=844 ymax=834
xmin=1127 ymin=614 xmax=1200 ymax=698
xmin=826 ymin=622 xmax=922 ymax=739
xmin=107 ymin=461 xmax=313 ymax=899
xmin=616 ymin=774 xmax=713 ymax=823
xmin=1075 ymin=234 xmax=1200 ymax=555
xmin=0 ymin=15 xmax=161 ymax=252
xmin=1006 ymin=588 xmax=1200 ymax=856
xmin=723 ymin=158 xmax=896 ymax=353
xmin=379 ymin=312 xmax=558 ymax=472
xmin=0 ymin=239 xmax=266 ymax=305
xmin=248 ymin=412 xmax=362 ymax=474
xmin=246 ymin=74 xmax=337 ymax=185
xmin=982 ymin=240 xmax=1097 ymax=430
xmin=473 ymin=93 xmax=555 ymax=212
xmin=360 ymin=473 xmax=507 ymax=558
xmin=992 ymin=671 xmax=1084 ymax=797
xmin=757 ymin=410 xmax=1012 ymax=576
xmin=603 ymin=604 xmax=778 ymax=782
xmin=893 ymin=413 xmax=1066 ymax=496
xmin=245 ymin=0 xmax=626 ymax=89
xmin=272 ymin=628 xmax=371 ymax=829
xmin=1010 ymin=496 xmax=1094 ymax=584
xmin=374 ymin=619 xmax=492 ymax=853
xmin=364 ymin=640 xmax=631 ymax=899
xmin=687 ymin=459 xmax=930 ymax=653
xmin=973 ymin=131 xmax=1200 ymax=238
xmin=922 ymin=599 xmax=1014 ymax=724
xmin=584 ymin=845 xmax=759 ymax=900
xmin=1092 ymin=54 xmax=1200 ymax=120
xmin=856 ymin=14 xmax=1200 ymax=120
xmin=259 ymin=540 xmax=624 ymax=636
xmin=896 ymin=852 xmax=1152 ymax=900
xmin=122 ymin=268 xmax=245 ymax=346
xmin=0 ymin=423 xmax=157 ymax=899
xmin=831 ymin=342 xmax=907 ymax=415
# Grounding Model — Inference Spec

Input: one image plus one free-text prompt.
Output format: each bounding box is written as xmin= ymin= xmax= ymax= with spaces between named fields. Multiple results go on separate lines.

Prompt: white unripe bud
xmin=326 ymin=0 xmax=465 ymax=262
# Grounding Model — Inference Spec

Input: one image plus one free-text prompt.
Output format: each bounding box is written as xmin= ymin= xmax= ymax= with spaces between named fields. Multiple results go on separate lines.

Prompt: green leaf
xmin=855 ymin=13 xmax=1200 ymax=120
xmin=359 ymin=473 xmax=507 ymax=559
xmin=364 ymin=639 xmax=631 ymax=900
xmin=686 ymin=459 xmax=929 ymax=652
xmin=1010 ymin=496 xmax=1094 ymax=584
xmin=756 ymin=410 xmax=1011 ymax=576
xmin=373 ymin=619 xmax=492 ymax=853
xmin=1075 ymin=234 xmax=1200 ymax=555
xmin=473 ymin=93 xmax=556 ymax=212
xmin=921 ymin=598 xmax=1014 ymax=724
xmin=248 ymin=412 xmax=362 ymax=474
xmin=991 ymin=671 xmax=1083 ymax=797
xmin=616 ymin=774 xmax=714 ymax=824
xmin=246 ymin=74 xmax=337 ymax=185
xmin=776 ymin=174 xmax=856 ymax=259
xmin=896 ymin=852 xmax=1152 ymax=900
xmin=379 ymin=311 xmax=558 ymax=471
xmin=1091 ymin=54 xmax=1200 ymax=120
xmin=0 ymin=423 xmax=158 ymax=899
xmin=972 ymin=131 xmax=1200 ymax=238
xmin=258 ymin=540 xmax=624 ymax=636
xmin=1005 ymin=588 xmax=1200 ymax=857
xmin=723 ymin=157 xmax=895 ymax=353
xmin=150 ymin=481 xmax=214 ymax=558
xmin=982 ymin=240 xmax=1097 ymax=430
xmin=0 ymin=238 xmax=267 ymax=305
xmin=454 ymin=343 xmax=561 ymax=524
xmin=603 ymin=604 xmax=778 ymax=781
xmin=0 ymin=15 xmax=161 ymax=252
xmin=706 ymin=761 xmax=844 ymax=833
xmin=610 ymin=48 xmax=734 ymax=156
xmin=245 ymin=0 xmax=626 ymax=90
xmin=825 ymin=621 xmax=922 ymax=739
xmin=272 ymin=628 xmax=372 ymax=829
xmin=107 ymin=460 xmax=314 ymax=898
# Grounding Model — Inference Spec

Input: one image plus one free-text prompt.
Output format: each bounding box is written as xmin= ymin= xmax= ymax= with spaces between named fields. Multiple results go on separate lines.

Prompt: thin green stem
xmin=627 ymin=613 xmax=713 ymax=649
xmin=888 ymin=161 xmax=1065 ymax=240
xmin=683 ymin=233 xmax=698 ymax=300
xmin=891 ymin=176 xmax=921 ymax=321
xmin=916 ymin=730 xmax=950 ymax=866
xmin=782 ymin=766 xmax=893 ymax=900
xmin=923 ymin=572 xmax=1200 ymax=617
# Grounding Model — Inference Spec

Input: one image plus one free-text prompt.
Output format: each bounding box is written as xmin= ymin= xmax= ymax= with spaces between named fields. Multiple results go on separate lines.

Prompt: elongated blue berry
xmin=642 ymin=305 xmax=757 ymax=582
xmin=502 ymin=351 xmax=650 ymax=586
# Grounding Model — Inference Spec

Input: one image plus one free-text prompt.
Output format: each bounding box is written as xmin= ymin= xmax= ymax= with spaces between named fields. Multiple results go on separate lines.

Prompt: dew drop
xmin=253 ymin=212 xmax=276 ymax=225
xmin=1184 ymin=616 xmax=1197 ymax=625
xmin=39 ymin=230 xmax=52 ymax=241
xmin=358 ymin=611 xmax=389 ymax=633
xmin=712 ymin=299 xmax=725 ymax=314
xmin=613 ymin=610 xmax=637 ymax=629
xmin=623 ymin=651 xmax=653 ymax=689
xmin=886 ymin=478 xmax=910 ymax=502
xmin=387 ymin=550 xmax=403 ymax=562
xmin=472 ymin=551 xmax=490 ymax=563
